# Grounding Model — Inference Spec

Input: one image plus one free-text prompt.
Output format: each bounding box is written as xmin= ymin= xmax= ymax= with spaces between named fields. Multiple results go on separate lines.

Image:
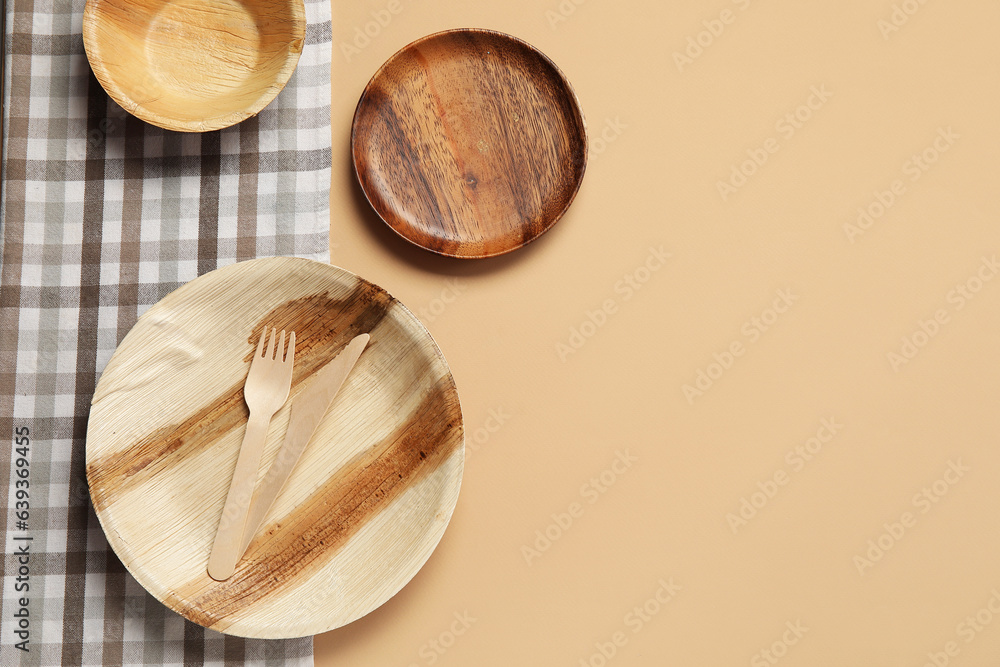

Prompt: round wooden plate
xmin=86 ymin=257 xmax=464 ymax=638
xmin=83 ymin=0 xmax=305 ymax=132
xmin=351 ymin=29 xmax=588 ymax=258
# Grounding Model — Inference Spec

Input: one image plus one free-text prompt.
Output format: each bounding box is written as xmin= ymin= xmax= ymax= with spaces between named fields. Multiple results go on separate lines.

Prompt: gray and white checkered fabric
xmin=0 ymin=0 xmax=331 ymax=663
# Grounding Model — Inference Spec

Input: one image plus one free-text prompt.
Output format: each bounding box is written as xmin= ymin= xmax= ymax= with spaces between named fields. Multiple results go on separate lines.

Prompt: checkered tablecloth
xmin=0 ymin=0 xmax=331 ymax=663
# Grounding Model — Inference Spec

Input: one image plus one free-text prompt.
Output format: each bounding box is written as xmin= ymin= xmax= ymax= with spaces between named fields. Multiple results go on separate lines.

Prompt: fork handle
xmin=207 ymin=410 xmax=273 ymax=581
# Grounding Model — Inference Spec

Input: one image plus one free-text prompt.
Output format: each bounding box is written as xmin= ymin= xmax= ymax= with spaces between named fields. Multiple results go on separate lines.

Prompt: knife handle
xmin=207 ymin=411 xmax=271 ymax=581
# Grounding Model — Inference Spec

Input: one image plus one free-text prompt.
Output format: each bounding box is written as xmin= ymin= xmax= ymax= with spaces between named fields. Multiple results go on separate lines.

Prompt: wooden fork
xmin=208 ymin=327 xmax=295 ymax=581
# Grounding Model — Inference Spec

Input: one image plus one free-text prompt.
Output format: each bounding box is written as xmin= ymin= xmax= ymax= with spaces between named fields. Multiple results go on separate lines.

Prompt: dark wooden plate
xmin=351 ymin=29 xmax=588 ymax=258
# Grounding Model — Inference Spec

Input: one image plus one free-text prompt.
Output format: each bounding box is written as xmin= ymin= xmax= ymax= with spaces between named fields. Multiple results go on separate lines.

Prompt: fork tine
xmin=265 ymin=327 xmax=277 ymax=360
xmin=285 ymin=331 xmax=295 ymax=363
xmin=254 ymin=328 xmax=267 ymax=358
xmin=277 ymin=330 xmax=286 ymax=361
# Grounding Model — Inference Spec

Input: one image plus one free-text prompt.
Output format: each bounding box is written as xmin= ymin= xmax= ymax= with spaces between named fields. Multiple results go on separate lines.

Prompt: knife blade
xmin=238 ymin=333 xmax=369 ymax=557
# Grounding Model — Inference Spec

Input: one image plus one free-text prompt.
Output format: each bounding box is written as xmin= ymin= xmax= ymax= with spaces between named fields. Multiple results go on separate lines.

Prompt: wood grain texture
xmin=351 ymin=28 xmax=588 ymax=258
xmin=82 ymin=0 xmax=305 ymax=132
xmin=85 ymin=257 xmax=464 ymax=638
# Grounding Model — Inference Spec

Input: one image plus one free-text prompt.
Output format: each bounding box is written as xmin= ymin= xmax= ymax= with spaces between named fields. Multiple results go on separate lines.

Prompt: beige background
xmin=317 ymin=0 xmax=1000 ymax=664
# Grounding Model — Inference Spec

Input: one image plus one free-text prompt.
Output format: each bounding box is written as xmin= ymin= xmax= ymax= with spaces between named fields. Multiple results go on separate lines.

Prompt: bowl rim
xmin=350 ymin=27 xmax=589 ymax=259
xmin=82 ymin=0 xmax=307 ymax=133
